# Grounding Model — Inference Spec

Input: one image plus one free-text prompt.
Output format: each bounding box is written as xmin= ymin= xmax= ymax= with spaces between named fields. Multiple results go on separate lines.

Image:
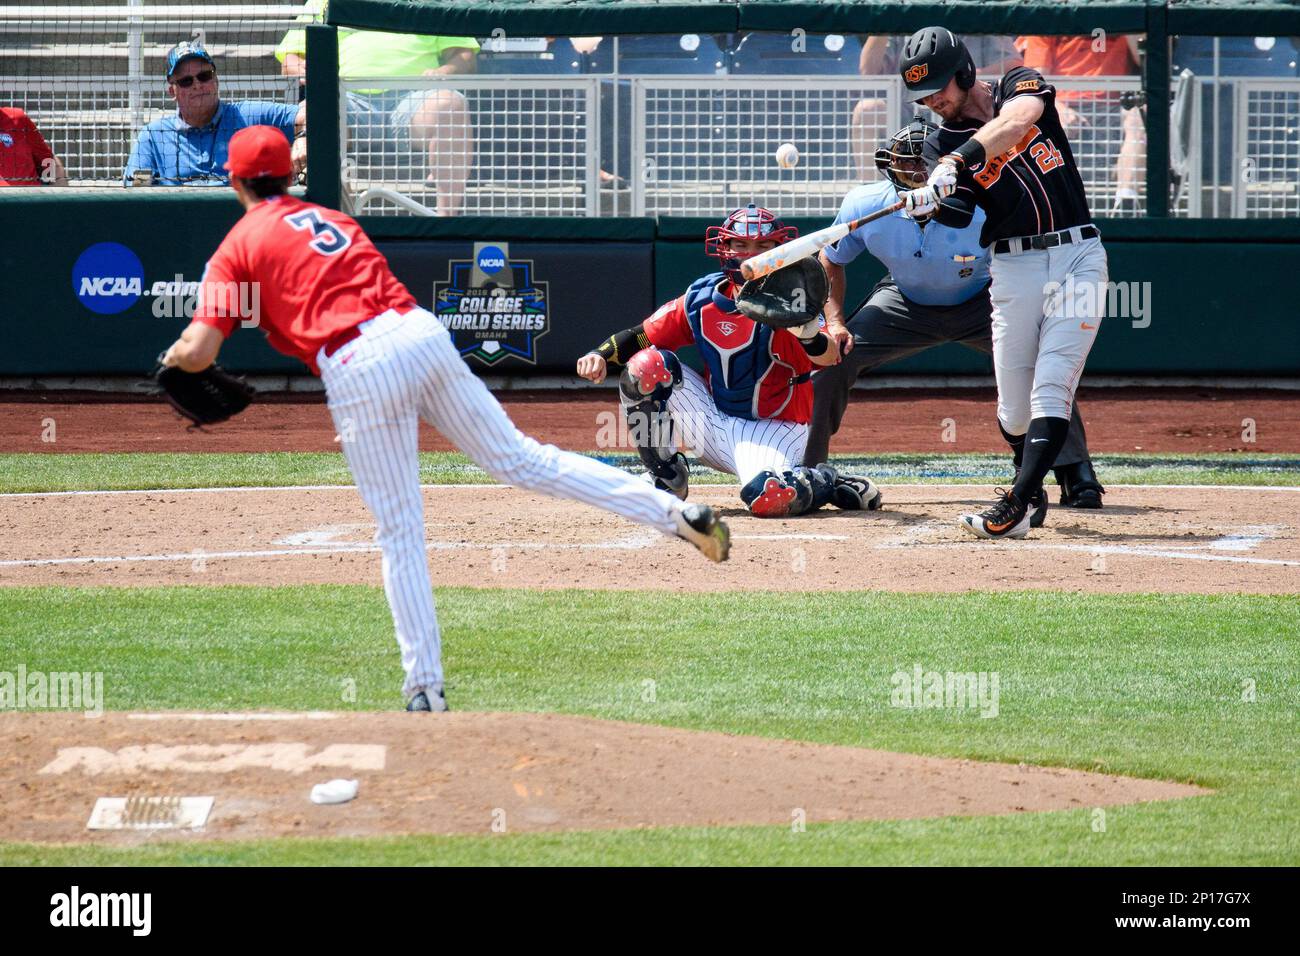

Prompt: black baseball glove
xmin=152 ymin=354 xmax=254 ymax=428
xmin=735 ymin=257 xmax=830 ymax=330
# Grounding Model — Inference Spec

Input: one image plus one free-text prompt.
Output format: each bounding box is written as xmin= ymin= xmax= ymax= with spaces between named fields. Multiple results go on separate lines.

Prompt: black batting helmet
xmin=899 ymin=27 xmax=976 ymax=102
xmin=875 ymin=119 xmax=938 ymax=190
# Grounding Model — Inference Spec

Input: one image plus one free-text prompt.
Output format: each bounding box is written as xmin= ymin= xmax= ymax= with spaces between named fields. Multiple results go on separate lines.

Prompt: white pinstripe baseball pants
xmin=666 ymin=366 xmax=809 ymax=489
xmin=319 ymin=307 xmax=684 ymax=699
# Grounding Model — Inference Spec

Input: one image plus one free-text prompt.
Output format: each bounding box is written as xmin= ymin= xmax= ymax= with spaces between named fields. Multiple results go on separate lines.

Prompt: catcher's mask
xmin=875 ymin=119 xmax=937 ymax=191
xmin=705 ymin=203 xmax=797 ymax=283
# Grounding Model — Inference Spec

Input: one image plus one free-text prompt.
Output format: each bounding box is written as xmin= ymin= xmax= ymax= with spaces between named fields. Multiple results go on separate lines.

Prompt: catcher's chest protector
xmin=684 ymin=273 xmax=809 ymax=421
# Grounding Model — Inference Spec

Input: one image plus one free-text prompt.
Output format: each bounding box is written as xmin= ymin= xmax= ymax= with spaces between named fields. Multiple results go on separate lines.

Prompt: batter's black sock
xmin=999 ymin=423 xmax=1025 ymax=470
xmin=1011 ymin=416 xmax=1070 ymax=503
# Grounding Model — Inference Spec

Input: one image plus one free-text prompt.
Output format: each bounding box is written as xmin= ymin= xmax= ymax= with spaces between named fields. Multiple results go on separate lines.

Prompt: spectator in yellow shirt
xmin=277 ymin=0 xmax=477 ymax=215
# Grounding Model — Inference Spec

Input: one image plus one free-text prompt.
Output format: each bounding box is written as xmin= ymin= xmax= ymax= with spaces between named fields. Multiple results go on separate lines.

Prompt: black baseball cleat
xmin=958 ymin=488 xmax=1039 ymax=539
xmin=673 ymin=503 xmax=730 ymax=562
xmin=821 ymin=466 xmax=883 ymax=511
xmin=647 ymin=451 xmax=690 ymax=501
xmin=1055 ymin=460 xmax=1105 ymax=509
xmin=406 ymin=688 xmax=449 ymax=713
xmin=1013 ymin=468 xmax=1047 ymax=527
xmin=1028 ymin=485 xmax=1048 ymax=528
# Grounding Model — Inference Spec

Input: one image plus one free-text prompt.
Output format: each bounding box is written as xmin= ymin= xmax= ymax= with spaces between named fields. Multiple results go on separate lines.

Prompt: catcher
xmin=576 ymin=203 xmax=883 ymax=518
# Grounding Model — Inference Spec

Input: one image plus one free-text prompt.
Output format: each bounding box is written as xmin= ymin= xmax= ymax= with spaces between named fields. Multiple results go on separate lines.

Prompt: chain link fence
xmin=2 ymin=10 xmax=1296 ymax=219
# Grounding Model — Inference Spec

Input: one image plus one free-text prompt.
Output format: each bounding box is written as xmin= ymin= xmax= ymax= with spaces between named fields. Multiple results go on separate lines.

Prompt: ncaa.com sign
xmin=72 ymin=242 xmax=258 ymax=324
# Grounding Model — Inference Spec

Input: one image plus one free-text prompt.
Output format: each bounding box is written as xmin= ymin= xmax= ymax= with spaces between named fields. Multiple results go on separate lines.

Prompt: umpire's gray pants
xmin=802 ymin=277 xmax=1090 ymax=467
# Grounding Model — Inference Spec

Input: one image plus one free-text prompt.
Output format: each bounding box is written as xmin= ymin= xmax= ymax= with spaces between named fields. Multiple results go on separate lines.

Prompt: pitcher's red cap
xmin=224 ymin=125 xmax=292 ymax=178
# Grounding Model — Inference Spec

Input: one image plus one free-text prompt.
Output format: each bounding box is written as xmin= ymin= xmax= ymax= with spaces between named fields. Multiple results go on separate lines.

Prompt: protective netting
xmin=2 ymin=10 xmax=1296 ymax=220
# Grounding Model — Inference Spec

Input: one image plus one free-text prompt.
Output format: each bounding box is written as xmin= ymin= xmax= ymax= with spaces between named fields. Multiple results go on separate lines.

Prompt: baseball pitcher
xmin=158 ymin=126 xmax=731 ymax=714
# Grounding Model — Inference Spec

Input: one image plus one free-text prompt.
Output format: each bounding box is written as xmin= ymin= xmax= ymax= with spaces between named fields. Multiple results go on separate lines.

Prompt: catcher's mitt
xmin=734 ymin=257 xmax=830 ymax=330
xmin=152 ymin=354 xmax=254 ymax=428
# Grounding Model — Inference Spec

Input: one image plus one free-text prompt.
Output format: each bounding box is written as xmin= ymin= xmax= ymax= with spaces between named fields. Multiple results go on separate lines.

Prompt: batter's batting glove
xmin=927 ymin=159 xmax=959 ymax=198
xmin=902 ymin=186 xmax=942 ymax=216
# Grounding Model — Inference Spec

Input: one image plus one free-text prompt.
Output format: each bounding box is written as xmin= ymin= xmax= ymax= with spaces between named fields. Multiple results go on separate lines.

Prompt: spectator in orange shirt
xmin=0 ymin=107 xmax=68 ymax=186
xmin=1014 ymin=34 xmax=1146 ymax=213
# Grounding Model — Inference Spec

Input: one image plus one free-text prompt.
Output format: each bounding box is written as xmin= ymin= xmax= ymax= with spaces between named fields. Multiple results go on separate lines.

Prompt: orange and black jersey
xmin=924 ymin=67 xmax=1093 ymax=246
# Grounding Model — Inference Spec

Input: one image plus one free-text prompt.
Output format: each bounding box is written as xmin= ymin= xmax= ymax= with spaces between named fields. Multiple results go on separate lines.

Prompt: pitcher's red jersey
xmin=193 ymin=194 xmax=416 ymax=373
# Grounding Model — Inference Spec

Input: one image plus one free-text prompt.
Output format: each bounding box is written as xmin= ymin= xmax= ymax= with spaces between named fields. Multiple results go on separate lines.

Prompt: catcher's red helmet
xmin=704 ymin=203 xmax=797 ymax=281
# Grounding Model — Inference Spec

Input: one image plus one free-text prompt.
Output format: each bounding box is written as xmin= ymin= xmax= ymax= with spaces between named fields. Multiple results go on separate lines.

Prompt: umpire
xmin=804 ymin=119 xmax=1104 ymax=510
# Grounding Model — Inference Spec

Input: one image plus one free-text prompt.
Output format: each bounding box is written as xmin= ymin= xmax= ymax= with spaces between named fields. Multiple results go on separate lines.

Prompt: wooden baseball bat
xmin=739 ymin=200 xmax=907 ymax=281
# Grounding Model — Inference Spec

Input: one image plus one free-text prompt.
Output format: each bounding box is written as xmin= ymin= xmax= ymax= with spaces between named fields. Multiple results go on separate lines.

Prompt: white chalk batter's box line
xmin=0 ymin=523 xmax=849 ymax=568
xmin=877 ymin=520 xmax=1299 ymax=566
xmin=4 ymin=482 xmax=1300 ymax=499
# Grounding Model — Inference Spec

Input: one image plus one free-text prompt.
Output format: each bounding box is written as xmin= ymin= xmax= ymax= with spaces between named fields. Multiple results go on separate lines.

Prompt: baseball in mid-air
xmin=775 ymin=142 xmax=800 ymax=169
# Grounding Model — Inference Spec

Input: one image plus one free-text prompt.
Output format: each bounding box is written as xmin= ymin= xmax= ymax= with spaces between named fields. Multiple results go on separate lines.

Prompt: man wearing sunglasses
xmin=124 ymin=41 xmax=306 ymax=186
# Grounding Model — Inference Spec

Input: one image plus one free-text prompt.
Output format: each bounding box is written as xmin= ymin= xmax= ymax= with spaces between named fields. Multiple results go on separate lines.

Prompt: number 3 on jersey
xmin=1030 ymin=139 xmax=1064 ymax=174
xmin=285 ymin=209 xmax=351 ymax=256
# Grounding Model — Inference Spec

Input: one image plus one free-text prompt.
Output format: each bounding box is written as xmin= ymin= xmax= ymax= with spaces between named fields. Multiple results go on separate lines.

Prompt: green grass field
xmin=3 ymin=450 xmax=1299 ymax=493
xmin=2 ymin=453 xmax=1297 ymax=866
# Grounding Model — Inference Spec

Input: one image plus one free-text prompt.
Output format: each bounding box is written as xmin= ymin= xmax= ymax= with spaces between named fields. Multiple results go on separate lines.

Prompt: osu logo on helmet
xmin=904 ymin=63 xmax=929 ymax=84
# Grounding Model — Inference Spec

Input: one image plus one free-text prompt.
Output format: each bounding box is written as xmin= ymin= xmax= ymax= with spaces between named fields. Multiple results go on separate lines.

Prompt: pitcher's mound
xmin=1 ymin=711 xmax=1207 ymax=844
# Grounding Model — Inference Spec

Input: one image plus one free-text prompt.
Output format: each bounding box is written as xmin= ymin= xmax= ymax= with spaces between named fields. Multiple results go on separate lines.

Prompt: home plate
xmin=87 ymin=795 xmax=214 ymax=830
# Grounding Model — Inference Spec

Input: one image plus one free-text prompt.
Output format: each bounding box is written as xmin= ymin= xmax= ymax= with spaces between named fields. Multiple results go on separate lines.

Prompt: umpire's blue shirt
xmin=823 ymin=180 xmax=990 ymax=307
xmin=123 ymin=100 xmax=297 ymax=186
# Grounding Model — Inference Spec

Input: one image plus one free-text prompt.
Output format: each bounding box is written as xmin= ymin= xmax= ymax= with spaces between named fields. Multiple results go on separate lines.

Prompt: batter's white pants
xmin=989 ymin=230 xmax=1108 ymax=434
xmin=665 ymin=365 xmax=809 ymax=488
xmin=319 ymin=308 xmax=685 ymax=699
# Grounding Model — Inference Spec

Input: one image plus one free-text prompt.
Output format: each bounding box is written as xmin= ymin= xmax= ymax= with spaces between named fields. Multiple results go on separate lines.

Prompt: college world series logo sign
xmin=434 ymin=242 xmax=550 ymax=365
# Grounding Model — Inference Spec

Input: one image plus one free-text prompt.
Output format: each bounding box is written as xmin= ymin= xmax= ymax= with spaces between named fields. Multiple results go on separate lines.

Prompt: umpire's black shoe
xmin=406 ymin=688 xmax=449 ymax=713
xmin=1056 ymin=460 xmax=1106 ymax=509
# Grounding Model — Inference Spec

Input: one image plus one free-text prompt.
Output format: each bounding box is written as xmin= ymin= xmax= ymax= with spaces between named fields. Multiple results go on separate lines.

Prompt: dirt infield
xmin=2 ymin=484 xmax=1297 ymax=593
xmin=0 ymin=711 xmax=1207 ymax=843
xmin=4 ymin=386 xmax=1299 ymax=454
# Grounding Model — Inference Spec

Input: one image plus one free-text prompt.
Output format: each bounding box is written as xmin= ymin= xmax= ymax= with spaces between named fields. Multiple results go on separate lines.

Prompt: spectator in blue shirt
xmin=125 ymin=41 xmax=305 ymax=186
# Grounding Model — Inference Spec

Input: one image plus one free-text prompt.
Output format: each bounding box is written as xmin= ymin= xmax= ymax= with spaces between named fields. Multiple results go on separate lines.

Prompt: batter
xmin=898 ymin=27 xmax=1109 ymax=538
xmin=806 ymin=119 xmax=1104 ymax=522
xmin=159 ymin=126 xmax=731 ymax=713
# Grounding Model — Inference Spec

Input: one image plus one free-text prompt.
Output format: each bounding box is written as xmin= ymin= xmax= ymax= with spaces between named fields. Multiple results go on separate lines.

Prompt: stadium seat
xmin=1172 ymin=36 xmax=1300 ymax=77
xmin=730 ymin=32 xmax=864 ymax=76
xmin=615 ymin=34 xmax=729 ymax=75
xmin=476 ymin=37 xmax=586 ymax=76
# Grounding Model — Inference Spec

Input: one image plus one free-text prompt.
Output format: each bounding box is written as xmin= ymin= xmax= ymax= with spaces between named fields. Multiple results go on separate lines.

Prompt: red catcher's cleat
xmin=750 ymin=477 xmax=798 ymax=517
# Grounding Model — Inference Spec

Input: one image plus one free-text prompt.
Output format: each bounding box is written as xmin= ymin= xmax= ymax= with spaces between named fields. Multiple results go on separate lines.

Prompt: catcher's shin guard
xmin=619 ymin=347 xmax=688 ymax=500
